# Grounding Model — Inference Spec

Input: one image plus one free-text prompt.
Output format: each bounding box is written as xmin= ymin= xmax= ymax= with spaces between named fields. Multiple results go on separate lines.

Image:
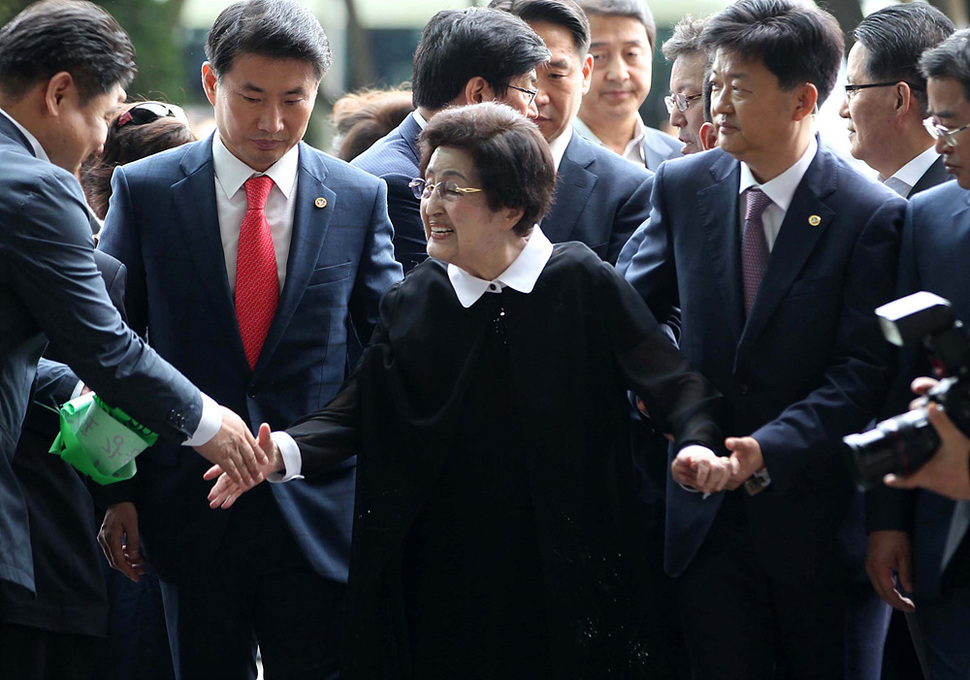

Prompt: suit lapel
xmin=256 ymin=143 xmax=335 ymax=373
xmin=911 ymin=156 xmax=952 ymax=196
xmin=400 ymin=113 xmax=422 ymax=168
xmin=700 ymin=152 xmax=745 ymax=344
xmin=173 ymin=138 xmax=250 ymax=372
xmin=738 ymin=150 xmax=835 ymax=356
xmin=545 ymin=134 xmax=595 ymax=242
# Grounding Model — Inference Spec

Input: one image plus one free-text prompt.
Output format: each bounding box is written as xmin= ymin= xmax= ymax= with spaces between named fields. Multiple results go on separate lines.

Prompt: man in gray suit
xmin=0 ymin=0 xmax=264 ymax=662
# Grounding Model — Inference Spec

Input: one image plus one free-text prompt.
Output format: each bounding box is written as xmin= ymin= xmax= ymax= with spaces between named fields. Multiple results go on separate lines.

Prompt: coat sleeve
xmin=606 ymin=173 xmax=653 ymax=266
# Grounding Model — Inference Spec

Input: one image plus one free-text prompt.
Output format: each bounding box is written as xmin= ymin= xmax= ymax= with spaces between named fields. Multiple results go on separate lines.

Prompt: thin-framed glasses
xmin=844 ymin=81 xmax=925 ymax=100
xmin=664 ymin=92 xmax=704 ymax=114
xmin=923 ymin=116 xmax=970 ymax=147
xmin=507 ymin=83 xmax=539 ymax=107
xmin=115 ymin=102 xmax=188 ymax=128
xmin=409 ymin=178 xmax=484 ymax=202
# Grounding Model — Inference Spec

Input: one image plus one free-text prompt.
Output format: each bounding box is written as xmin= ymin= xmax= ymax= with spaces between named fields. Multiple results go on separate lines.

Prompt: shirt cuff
xmin=182 ymin=393 xmax=221 ymax=447
xmin=267 ymin=431 xmax=304 ymax=483
xmin=70 ymin=380 xmax=85 ymax=401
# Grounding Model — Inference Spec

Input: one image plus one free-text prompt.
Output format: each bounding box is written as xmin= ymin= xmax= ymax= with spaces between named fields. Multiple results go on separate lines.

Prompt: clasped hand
xmin=671 ymin=437 xmax=764 ymax=495
xmin=204 ymin=423 xmax=282 ymax=508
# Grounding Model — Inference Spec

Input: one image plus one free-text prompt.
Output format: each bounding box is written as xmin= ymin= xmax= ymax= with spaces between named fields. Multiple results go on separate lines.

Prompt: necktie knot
xmin=744 ymin=187 xmax=772 ymax=222
xmin=244 ymin=175 xmax=274 ymax=212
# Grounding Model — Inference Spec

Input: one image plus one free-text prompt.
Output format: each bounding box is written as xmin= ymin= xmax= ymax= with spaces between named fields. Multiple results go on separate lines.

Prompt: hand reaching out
xmin=672 ymin=447 xmax=738 ymax=495
xmin=205 ymin=423 xmax=283 ymax=509
xmin=193 ymin=406 xmax=269 ymax=487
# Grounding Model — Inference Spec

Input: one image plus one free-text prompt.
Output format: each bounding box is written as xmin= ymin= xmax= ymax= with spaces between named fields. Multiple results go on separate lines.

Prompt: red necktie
xmin=235 ymin=175 xmax=278 ymax=371
xmin=741 ymin=187 xmax=772 ymax=316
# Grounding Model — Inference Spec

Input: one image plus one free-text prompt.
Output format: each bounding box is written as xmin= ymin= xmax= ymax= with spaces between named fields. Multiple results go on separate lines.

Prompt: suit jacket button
xmin=247 ymin=387 xmax=257 ymax=399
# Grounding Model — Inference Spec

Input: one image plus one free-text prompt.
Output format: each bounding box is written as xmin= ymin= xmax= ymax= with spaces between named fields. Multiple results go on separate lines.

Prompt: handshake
xmin=670 ymin=436 xmax=769 ymax=496
xmin=193 ymin=408 xmax=282 ymax=489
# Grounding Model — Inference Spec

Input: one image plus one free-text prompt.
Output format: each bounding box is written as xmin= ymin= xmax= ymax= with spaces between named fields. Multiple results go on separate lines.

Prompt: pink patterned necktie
xmin=741 ymin=187 xmax=772 ymax=316
xmin=235 ymin=175 xmax=278 ymax=371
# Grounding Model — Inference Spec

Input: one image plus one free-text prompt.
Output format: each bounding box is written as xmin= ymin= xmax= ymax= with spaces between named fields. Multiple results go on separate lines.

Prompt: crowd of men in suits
xmin=2 ymin=0 xmax=970 ymax=678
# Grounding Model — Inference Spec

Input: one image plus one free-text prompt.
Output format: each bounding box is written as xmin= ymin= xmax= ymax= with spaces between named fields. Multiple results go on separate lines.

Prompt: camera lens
xmin=843 ymin=408 xmax=940 ymax=490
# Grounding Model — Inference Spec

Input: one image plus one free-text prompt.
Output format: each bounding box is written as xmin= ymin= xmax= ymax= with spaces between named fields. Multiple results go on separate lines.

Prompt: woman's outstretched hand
xmin=205 ymin=423 xmax=282 ymax=509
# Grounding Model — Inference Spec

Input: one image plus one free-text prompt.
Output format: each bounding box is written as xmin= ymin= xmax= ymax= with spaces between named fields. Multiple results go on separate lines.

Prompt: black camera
xmin=843 ymin=292 xmax=970 ymax=490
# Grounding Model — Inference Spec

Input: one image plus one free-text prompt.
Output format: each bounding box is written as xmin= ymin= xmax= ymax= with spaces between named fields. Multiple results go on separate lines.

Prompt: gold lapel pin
xmin=808 ymin=214 xmax=821 ymax=226
xmin=314 ymin=197 xmax=327 ymax=209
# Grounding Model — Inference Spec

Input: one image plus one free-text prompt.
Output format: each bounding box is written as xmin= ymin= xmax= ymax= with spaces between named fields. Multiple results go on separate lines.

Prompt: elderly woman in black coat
xmin=207 ymin=102 xmax=725 ymax=679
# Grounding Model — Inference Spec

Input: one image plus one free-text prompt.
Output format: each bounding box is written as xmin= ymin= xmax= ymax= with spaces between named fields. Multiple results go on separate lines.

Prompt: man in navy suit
xmin=620 ymin=1 xmax=905 ymax=676
xmin=574 ymin=0 xmax=681 ymax=170
xmin=352 ymin=8 xmax=550 ymax=272
xmin=867 ymin=29 xmax=970 ymax=680
xmin=0 ymin=0 xmax=265 ymax=650
xmin=491 ymin=0 xmax=653 ymax=265
xmin=97 ymin=1 xmax=402 ymax=678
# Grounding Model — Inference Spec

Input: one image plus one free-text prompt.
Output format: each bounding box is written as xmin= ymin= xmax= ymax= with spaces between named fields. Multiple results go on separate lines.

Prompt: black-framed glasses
xmin=664 ymin=92 xmax=704 ymax=114
xmin=923 ymin=116 xmax=970 ymax=147
xmin=115 ymin=102 xmax=186 ymax=128
xmin=507 ymin=83 xmax=539 ymax=107
xmin=408 ymin=178 xmax=484 ymax=202
xmin=844 ymin=81 xmax=925 ymax=99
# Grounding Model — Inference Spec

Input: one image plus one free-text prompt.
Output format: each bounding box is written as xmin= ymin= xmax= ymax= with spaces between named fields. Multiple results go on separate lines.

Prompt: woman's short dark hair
xmin=920 ymin=29 xmax=970 ymax=102
xmin=419 ymin=102 xmax=555 ymax=236
xmin=854 ymin=3 xmax=954 ymax=115
xmin=489 ymin=0 xmax=591 ymax=56
xmin=411 ymin=8 xmax=550 ymax=111
xmin=0 ymin=0 xmax=136 ymax=103
xmin=578 ymin=0 xmax=656 ymax=50
xmin=332 ymin=87 xmax=414 ymax=161
xmin=81 ymin=102 xmax=195 ymax=219
xmin=700 ymin=0 xmax=843 ymax=105
xmin=205 ymin=0 xmax=332 ymax=82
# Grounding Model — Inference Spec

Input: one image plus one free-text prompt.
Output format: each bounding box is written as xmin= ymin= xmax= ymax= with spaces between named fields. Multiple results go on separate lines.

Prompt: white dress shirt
xmin=0 ymin=106 xmax=221 ymax=446
xmin=573 ymin=114 xmax=649 ymax=166
xmin=548 ymin=125 xmax=573 ymax=171
xmin=882 ymin=145 xmax=939 ymax=198
xmin=211 ymin=133 xmax=300 ymax=295
xmin=738 ymin=135 xmax=818 ymax=251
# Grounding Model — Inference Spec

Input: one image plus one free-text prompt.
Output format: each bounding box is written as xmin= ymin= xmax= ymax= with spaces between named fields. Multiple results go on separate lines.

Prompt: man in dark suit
xmin=867 ymin=29 xmax=970 ymax=680
xmin=352 ymin=7 xmax=550 ymax=272
xmin=839 ymin=3 xmax=955 ymax=198
xmin=97 ymin=2 xmax=402 ymax=678
xmin=491 ymin=0 xmax=653 ymax=265
xmin=620 ymin=1 xmax=905 ymax=677
xmin=574 ymin=0 xmax=681 ymax=170
xmin=0 ymin=0 xmax=264 ymax=654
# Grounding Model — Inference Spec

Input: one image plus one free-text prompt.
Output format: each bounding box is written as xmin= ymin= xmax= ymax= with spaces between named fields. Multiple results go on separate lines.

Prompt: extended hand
xmin=205 ymin=423 xmax=282 ymax=509
xmin=193 ymin=406 xmax=268 ymax=487
xmin=866 ymin=530 xmax=915 ymax=612
xmin=672 ymin=448 xmax=737 ymax=495
xmin=98 ymin=502 xmax=145 ymax=582
xmin=724 ymin=436 xmax=765 ymax=490
xmin=884 ymin=403 xmax=970 ymax=500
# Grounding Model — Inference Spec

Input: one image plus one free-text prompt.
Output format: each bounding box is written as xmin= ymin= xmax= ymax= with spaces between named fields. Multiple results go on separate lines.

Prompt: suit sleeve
xmin=753 ymin=197 xmax=905 ymax=495
xmin=348 ymin=179 xmax=405 ymax=347
xmin=2 ymin=168 xmax=202 ymax=444
xmin=606 ymin=173 xmax=653 ymax=266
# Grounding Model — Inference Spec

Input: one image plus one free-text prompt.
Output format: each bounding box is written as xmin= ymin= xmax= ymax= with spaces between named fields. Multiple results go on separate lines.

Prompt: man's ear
xmin=43 ymin=71 xmax=75 ymax=117
xmin=793 ymin=82 xmax=819 ymax=121
xmin=893 ymin=81 xmax=913 ymax=118
xmin=700 ymin=121 xmax=718 ymax=151
xmin=463 ymin=76 xmax=492 ymax=105
xmin=581 ymin=53 xmax=593 ymax=95
xmin=201 ymin=62 xmax=218 ymax=107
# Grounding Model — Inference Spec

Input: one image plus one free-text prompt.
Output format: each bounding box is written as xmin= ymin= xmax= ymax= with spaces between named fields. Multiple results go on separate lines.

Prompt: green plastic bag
xmin=49 ymin=392 xmax=158 ymax=485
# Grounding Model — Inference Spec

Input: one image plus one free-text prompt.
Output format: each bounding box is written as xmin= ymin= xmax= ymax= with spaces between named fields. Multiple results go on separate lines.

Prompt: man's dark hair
xmin=578 ymin=0 xmax=656 ymax=50
xmin=700 ymin=0 xmax=843 ymax=105
xmin=0 ymin=0 xmax=136 ymax=103
xmin=205 ymin=0 xmax=332 ymax=81
xmin=412 ymin=8 xmax=550 ymax=111
xmin=920 ymin=29 xmax=970 ymax=102
xmin=702 ymin=68 xmax=714 ymax=123
xmin=662 ymin=15 xmax=709 ymax=62
xmin=489 ymin=0 xmax=591 ymax=56
xmin=419 ymin=102 xmax=556 ymax=236
xmin=854 ymin=3 xmax=954 ymax=114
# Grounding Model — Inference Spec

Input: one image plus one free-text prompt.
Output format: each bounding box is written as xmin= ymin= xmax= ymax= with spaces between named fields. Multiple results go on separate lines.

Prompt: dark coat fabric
xmin=286 ymin=243 xmax=724 ymax=679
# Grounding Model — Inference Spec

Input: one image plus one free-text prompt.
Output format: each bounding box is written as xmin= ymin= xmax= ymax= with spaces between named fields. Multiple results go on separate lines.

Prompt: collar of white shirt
xmin=211 ymin=132 xmax=299 ymax=201
xmin=412 ymin=110 xmax=428 ymax=130
xmin=884 ymin=145 xmax=939 ymax=196
xmin=548 ymin=125 xmax=573 ymax=170
xmin=0 ymin=106 xmax=51 ymax=162
xmin=573 ymin=115 xmax=645 ymax=165
xmin=738 ymin=135 xmax=818 ymax=211
xmin=447 ymin=226 xmax=554 ymax=308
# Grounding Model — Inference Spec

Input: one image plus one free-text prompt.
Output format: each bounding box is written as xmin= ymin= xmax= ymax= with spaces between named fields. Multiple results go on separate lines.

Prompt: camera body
xmin=843 ymin=292 xmax=970 ymax=490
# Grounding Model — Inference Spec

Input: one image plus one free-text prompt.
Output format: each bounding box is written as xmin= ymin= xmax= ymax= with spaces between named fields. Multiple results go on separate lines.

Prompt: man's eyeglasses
xmin=409 ymin=178 xmax=484 ymax=202
xmin=923 ymin=117 xmax=970 ymax=147
xmin=844 ymin=81 xmax=925 ymax=100
xmin=115 ymin=102 xmax=187 ymax=128
xmin=507 ymin=84 xmax=539 ymax=107
xmin=664 ymin=92 xmax=704 ymax=114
